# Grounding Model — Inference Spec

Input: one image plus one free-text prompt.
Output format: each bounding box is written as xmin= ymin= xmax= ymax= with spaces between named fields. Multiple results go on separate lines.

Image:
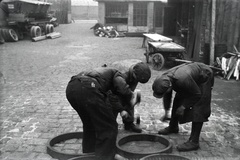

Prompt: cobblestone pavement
xmin=0 ymin=21 xmax=240 ymax=160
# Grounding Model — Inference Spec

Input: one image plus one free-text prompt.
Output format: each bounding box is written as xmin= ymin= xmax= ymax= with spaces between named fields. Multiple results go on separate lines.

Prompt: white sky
xmin=71 ymin=0 xmax=168 ymax=6
xmin=71 ymin=0 xmax=98 ymax=6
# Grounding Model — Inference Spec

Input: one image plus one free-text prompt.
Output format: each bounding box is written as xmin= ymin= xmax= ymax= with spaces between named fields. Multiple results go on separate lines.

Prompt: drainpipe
xmin=210 ymin=0 xmax=216 ymax=65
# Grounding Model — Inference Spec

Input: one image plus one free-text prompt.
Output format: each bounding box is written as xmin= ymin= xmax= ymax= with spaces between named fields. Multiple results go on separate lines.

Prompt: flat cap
xmin=152 ymin=75 xmax=171 ymax=98
xmin=133 ymin=62 xmax=151 ymax=83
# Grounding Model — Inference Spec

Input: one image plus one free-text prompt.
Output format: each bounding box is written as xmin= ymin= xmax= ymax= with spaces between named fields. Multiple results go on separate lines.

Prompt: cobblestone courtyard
xmin=0 ymin=21 xmax=240 ymax=160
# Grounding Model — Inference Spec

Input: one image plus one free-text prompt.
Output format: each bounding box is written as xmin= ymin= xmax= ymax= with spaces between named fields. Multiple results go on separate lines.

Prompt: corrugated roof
xmin=71 ymin=0 xmax=98 ymax=6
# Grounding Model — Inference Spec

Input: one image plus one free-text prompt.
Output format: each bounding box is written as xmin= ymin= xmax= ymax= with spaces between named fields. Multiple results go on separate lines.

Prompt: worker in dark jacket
xmin=107 ymin=61 xmax=151 ymax=133
xmin=152 ymin=62 xmax=214 ymax=152
xmin=66 ymin=67 xmax=143 ymax=160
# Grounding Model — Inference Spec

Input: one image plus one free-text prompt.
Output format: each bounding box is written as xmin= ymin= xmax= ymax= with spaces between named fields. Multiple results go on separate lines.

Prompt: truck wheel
xmin=152 ymin=53 xmax=165 ymax=70
xmin=31 ymin=26 xmax=42 ymax=38
xmin=0 ymin=29 xmax=5 ymax=44
xmin=30 ymin=26 xmax=35 ymax=37
xmin=1 ymin=29 xmax=18 ymax=42
xmin=2 ymin=29 xmax=11 ymax=41
xmin=44 ymin=24 xmax=49 ymax=34
xmin=47 ymin=24 xmax=54 ymax=34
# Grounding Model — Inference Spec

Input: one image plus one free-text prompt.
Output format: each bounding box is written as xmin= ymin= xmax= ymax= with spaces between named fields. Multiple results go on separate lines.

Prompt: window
xmin=105 ymin=2 xmax=128 ymax=24
xmin=133 ymin=2 xmax=147 ymax=26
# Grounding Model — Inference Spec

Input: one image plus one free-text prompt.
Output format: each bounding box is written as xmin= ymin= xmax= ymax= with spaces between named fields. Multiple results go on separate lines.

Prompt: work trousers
xmin=66 ymin=76 xmax=118 ymax=160
xmin=169 ymin=93 xmax=204 ymax=143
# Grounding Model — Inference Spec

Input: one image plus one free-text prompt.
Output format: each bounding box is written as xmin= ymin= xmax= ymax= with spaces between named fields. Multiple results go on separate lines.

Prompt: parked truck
xmin=0 ymin=0 xmax=55 ymax=42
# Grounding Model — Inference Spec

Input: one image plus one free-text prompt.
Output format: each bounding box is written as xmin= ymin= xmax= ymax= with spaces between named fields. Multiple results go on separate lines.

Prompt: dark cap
xmin=132 ymin=62 xmax=151 ymax=83
xmin=152 ymin=75 xmax=171 ymax=98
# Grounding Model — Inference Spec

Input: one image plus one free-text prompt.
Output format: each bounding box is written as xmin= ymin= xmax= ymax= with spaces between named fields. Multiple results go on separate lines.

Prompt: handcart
xmin=145 ymin=41 xmax=186 ymax=70
xmin=1 ymin=0 xmax=54 ymax=41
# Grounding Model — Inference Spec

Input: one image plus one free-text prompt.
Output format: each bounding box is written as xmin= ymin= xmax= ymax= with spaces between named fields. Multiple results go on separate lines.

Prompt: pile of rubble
xmin=90 ymin=23 xmax=121 ymax=38
xmin=215 ymin=45 xmax=240 ymax=80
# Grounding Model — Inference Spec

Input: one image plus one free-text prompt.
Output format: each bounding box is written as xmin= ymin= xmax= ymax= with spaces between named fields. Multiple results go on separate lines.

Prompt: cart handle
xmin=173 ymin=58 xmax=223 ymax=71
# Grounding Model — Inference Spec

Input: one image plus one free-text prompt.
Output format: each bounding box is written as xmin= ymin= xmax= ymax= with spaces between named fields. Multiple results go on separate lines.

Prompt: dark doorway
xmin=163 ymin=6 xmax=176 ymax=36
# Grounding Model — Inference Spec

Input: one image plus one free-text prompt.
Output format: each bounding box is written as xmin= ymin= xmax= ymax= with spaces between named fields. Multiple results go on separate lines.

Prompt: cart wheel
xmin=31 ymin=26 xmax=42 ymax=38
xmin=152 ymin=53 xmax=165 ymax=70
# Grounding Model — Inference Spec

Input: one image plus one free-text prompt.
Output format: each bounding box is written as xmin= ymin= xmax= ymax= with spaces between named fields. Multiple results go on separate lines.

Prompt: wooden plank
xmin=204 ymin=0 xmax=211 ymax=44
xmin=32 ymin=35 xmax=47 ymax=42
xmin=215 ymin=0 xmax=222 ymax=44
xmin=234 ymin=0 xmax=240 ymax=51
xmin=210 ymin=0 xmax=216 ymax=65
xmin=143 ymin=33 xmax=172 ymax=42
xmin=193 ymin=0 xmax=203 ymax=62
xmin=227 ymin=0 xmax=237 ymax=52
xmin=200 ymin=0 xmax=208 ymax=59
xmin=223 ymin=0 xmax=232 ymax=47
xmin=217 ymin=0 xmax=226 ymax=44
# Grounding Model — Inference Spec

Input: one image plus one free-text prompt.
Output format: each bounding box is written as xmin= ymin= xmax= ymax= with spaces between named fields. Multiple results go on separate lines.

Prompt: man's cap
xmin=132 ymin=62 xmax=151 ymax=83
xmin=152 ymin=75 xmax=171 ymax=98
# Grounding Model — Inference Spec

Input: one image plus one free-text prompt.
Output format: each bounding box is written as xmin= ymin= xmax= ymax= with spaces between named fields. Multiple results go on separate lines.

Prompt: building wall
xmin=47 ymin=0 xmax=72 ymax=24
xmin=98 ymin=1 xmax=163 ymax=33
xmin=98 ymin=2 xmax=105 ymax=24
xmin=169 ymin=0 xmax=240 ymax=64
xmin=72 ymin=6 xmax=98 ymax=20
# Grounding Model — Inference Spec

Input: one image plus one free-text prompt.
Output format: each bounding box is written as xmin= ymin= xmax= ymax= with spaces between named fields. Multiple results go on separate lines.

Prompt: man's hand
xmin=130 ymin=90 xmax=141 ymax=107
xmin=176 ymin=105 xmax=185 ymax=116
xmin=120 ymin=111 xmax=129 ymax=119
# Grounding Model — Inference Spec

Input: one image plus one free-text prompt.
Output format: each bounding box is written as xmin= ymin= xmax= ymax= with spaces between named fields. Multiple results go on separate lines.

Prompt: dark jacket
xmin=161 ymin=62 xmax=214 ymax=122
xmin=108 ymin=70 xmax=138 ymax=113
xmin=73 ymin=67 xmax=133 ymax=106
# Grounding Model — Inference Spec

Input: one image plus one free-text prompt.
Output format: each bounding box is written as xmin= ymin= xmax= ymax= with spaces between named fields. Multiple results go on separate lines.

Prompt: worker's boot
xmin=158 ymin=117 xmax=179 ymax=135
xmin=177 ymin=122 xmax=203 ymax=152
xmin=176 ymin=140 xmax=199 ymax=152
xmin=124 ymin=123 xmax=142 ymax=133
xmin=158 ymin=126 xmax=179 ymax=135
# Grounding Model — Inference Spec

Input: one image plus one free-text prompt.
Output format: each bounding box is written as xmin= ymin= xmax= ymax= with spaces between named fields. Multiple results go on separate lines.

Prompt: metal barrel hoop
xmin=47 ymin=132 xmax=94 ymax=160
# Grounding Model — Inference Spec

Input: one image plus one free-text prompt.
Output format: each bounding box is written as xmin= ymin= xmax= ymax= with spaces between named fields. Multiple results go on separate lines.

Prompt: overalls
xmin=163 ymin=63 xmax=214 ymax=143
xmin=66 ymin=75 xmax=118 ymax=160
